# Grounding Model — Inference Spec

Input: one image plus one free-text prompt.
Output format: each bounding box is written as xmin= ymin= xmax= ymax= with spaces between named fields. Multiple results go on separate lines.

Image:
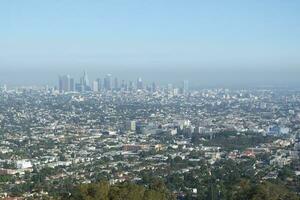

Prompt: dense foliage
xmin=202 ymin=131 xmax=276 ymax=151
xmin=63 ymin=180 xmax=174 ymax=200
xmin=59 ymin=179 xmax=299 ymax=200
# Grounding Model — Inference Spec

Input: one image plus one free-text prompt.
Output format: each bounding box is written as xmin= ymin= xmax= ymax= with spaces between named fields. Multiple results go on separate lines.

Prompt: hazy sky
xmin=0 ymin=0 xmax=300 ymax=87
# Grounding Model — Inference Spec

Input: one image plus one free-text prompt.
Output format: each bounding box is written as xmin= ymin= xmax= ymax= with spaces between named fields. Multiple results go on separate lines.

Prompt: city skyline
xmin=57 ymin=71 xmax=189 ymax=93
xmin=1 ymin=66 xmax=300 ymax=88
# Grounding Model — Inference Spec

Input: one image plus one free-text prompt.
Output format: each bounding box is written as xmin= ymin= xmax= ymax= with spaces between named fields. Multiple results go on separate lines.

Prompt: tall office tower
xmin=69 ymin=78 xmax=75 ymax=92
xmin=121 ymin=80 xmax=125 ymax=90
xmin=59 ymin=76 xmax=63 ymax=93
xmin=137 ymin=77 xmax=143 ymax=90
xmin=124 ymin=81 xmax=128 ymax=91
xmin=183 ymin=80 xmax=189 ymax=95
xmin=79 ymin=77 xmax=85 ymax=92
xmin=129 ymin=81 xmax=134 ymax=91
xmin=146 ymin=84 xmax=151 ymax=92
xmin=3 ymin=84 xmax=7 ymax=92
xmin=92 ymin=80 xmax=98 ymax=92
xmin=167 ymin=83 xmax=173 ymax=93
xmin=83 ymin=70 xmax=89 ymax=88
xmin=97 ymin=78 xmax=102 ymax=91
xmin=151 ymin=82 xmax=156 ymax=93
xmin=58 ymin=75 xmax=70 ymax=93
xmin=75 ymin=83 xmax=84 ymax=92
xmin=173 ymin=88 xmax=179 ymax=95
xmin=104 ymin=74 xmax=112 ymax=91
xmin=114 ymin=77 xmax=119 ymax=90
xmin=65 ymin=75 xmax=71 ymax=92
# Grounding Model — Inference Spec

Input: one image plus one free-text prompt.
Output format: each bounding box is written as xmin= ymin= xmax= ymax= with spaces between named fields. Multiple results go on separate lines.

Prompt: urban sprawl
xmin=0 ymin=71 xmax=299 ymax=199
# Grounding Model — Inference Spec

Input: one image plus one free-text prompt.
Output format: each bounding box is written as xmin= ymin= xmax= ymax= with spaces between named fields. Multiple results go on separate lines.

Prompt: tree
xmin=69 ymin=181 xmax=175 ymax=200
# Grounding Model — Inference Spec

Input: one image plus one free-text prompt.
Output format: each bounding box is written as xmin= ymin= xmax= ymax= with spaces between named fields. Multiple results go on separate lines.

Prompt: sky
xmin=0 ymin=0 xmax=300 ymax=87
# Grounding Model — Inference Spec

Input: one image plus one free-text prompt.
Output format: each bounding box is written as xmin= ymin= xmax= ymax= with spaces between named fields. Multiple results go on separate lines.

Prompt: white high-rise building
xmin=183 ymin=80 xmax=189 ymax=95
xmin=128 ymin=120 xmax=136 ymax=132
xmin=92 ymin=80 xmax=99 ymax=92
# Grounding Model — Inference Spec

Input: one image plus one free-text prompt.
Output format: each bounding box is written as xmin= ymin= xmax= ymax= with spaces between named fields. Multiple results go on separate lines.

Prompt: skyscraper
xmin=92 ymin=80 xmax=98 ymax=92
xmin=183 ymin=80 xmax=189 ymax=95
xmin=69 ymin=78 xmax=75 ymax=92
xmin=129 ymin=81 xmax=134 ymax=91
xmin=58 ymin=76 xmax=63 ymax=93
xmin=137 ymin=77 xmax=143 ymax=90
xmin=97 ymin=78 xmax=102 ymax=91
xmin=104 ymin=74 xmax=112 ymax=91
xmin=80 ymin=71 xmax=90 ymax=91
xmin=3 ymin=84 xmax=7 ymax=92
xmin=114 ymin=77 xmax=119 ymax=90
xmin=121 ymin=80 xmax=125 ymax=90
xmin=167 ymin=83 xmax=173 ymax=94
xmin=151 ymin=82 xmax=156 ymax=93
xmin=58 ymin=75 xmax=71 ymax=93
xmin=75 ymin=83 xmax=84 ymax=92
xmin=83 ymin=70 xmax=89 ymax=88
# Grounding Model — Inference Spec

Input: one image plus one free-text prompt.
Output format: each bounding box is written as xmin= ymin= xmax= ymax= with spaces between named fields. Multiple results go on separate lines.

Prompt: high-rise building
xmin=97 ymin=78 xmax=102 ymax=91
xmin=58 ymin=75 xmax=71 ymax=93
xmin=183 ymin=80 xmax=189 ymax=95
xmin=75 ymin=83 xmax=84 ymax=92
xmin=151 ymin=82 xmax=156 ymax=93
xmin=137 ymin=77 xmax=143 ymax=90
xmin=104 ymin=74 xmax=112 ymax=91
xmin=121 ymin=80 xmax=125 ymax=90
xmin=129 ymin=81 xmax=134 ymax=91
xmin=69 ymin=78 xmax=75 ymax=91
xmin=83 ymin=70 xmax=89 ymax=87
xmin=3 ymin=84 xmax=7 ymax=92
xmin=92 ymin=80 xmax=99 ymax=92
xmin=80 ymin=71 xmax=91 ymax=91
xmin=114 ymin=77 xmax=119 ymax=90
xmin=58 ymin=76 xmax=63 ymax=93
xmin=167 ymin=83 xmax=173 ymax=93
xmin=173 ymin=88 xmax=179 ymax=95
xmin=127 ymin=120 xmax=136 ymax=132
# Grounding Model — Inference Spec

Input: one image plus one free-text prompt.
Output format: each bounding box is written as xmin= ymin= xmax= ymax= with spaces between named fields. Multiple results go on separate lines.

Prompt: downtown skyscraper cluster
xmin=58 ymin=71 xmax=189 ymax=95
xmin=59 ymin=71 xmax=150 ymax=93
